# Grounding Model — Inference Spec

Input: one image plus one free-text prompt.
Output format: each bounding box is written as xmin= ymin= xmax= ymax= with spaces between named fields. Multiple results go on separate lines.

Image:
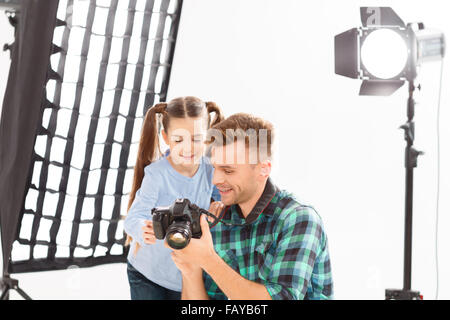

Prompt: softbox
xmin=0 ymin=0 xmax=183 ymax=276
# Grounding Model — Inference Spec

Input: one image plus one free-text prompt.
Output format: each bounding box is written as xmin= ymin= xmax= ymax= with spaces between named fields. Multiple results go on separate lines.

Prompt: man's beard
xmin=233 ymin=181 xmax=258 ymax=207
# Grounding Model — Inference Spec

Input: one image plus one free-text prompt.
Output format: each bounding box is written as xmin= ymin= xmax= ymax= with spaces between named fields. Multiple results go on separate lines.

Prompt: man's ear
xmin=161 ymin=129 xmax=169 ymax=145
xmin=259 ymin=160 xmax=271 ymax=178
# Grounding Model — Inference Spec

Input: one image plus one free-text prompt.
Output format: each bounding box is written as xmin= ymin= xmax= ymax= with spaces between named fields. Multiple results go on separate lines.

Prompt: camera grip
xmin=152 ymin=215 xmax=166 ymax=240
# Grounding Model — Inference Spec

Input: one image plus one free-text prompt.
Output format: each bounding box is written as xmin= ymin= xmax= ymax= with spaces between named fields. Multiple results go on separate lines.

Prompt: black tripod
xmin=385 ymin=80 xmax=423 ymax=300
xmin=0 ymin=273 xmax=32 ymax=300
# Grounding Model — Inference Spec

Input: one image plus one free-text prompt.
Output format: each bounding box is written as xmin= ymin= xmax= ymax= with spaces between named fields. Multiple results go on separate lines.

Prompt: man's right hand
xmin=142 ymin=220 xmax=156 ymax=244
xmin=207 ymin=201 xmax=224 ymax=223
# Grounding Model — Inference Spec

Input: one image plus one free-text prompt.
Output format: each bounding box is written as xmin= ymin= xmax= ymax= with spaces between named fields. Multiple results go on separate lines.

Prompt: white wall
xmin=167 ymin=0 xmax=450 ymax=300
xmin=1 ymin=0 xmax=450 ymax=299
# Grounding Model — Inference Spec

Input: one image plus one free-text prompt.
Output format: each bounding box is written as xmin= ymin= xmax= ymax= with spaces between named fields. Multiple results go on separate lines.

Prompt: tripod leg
xmin=0 ymin=285 xmax=10 ymax=300
xmin=14 ymin=286 xmax=32 ymax=300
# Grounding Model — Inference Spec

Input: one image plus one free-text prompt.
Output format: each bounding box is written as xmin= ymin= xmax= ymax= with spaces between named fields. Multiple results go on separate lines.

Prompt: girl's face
xmin=161 ymin=116 xmax=207 ymax=167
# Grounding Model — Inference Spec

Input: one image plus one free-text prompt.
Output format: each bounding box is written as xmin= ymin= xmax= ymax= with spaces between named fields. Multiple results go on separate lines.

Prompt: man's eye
xmin=224 ymin=170 xmax=233 ymax=174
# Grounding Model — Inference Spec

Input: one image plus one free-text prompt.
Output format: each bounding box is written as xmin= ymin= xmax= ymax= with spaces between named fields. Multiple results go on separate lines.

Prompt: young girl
xmin=124 ymin=96 xmax=224 ymax=300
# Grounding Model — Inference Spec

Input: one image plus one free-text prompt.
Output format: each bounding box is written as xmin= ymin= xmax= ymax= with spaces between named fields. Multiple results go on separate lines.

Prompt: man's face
xmin=210 ymin=141 xmax=268 ymax=206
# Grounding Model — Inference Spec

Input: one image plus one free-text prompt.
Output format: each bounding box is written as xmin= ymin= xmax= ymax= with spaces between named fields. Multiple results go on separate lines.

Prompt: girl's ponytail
xmin=205 ymin=101 xmax=224 ymax=128
xmin=125 ymin=102 xmax=167 ymax=246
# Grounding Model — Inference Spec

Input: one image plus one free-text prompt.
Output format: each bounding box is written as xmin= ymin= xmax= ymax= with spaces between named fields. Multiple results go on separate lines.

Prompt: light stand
xmin=385 ymin=80 xmax=423 ymax=300
xmin=334 ymin=7 xmax=446 ymax=300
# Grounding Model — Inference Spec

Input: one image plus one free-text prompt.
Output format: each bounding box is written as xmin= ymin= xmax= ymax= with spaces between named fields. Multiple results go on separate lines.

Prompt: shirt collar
xmin=232 ymin=177 xmax=280 ymax=222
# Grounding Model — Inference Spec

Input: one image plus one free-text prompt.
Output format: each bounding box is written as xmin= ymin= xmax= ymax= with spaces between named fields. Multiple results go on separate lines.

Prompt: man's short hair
xmin=206 ymin=113 xmax=274 ymax=162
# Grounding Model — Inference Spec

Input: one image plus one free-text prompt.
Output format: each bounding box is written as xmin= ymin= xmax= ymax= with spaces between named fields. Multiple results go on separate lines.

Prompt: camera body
xmin=152 ymin=198 xmax=203 ymax=249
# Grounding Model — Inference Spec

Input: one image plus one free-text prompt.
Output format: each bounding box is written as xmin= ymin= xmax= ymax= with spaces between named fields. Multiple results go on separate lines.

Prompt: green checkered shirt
xmin=204 ymin=178 xmax=333 ymax=300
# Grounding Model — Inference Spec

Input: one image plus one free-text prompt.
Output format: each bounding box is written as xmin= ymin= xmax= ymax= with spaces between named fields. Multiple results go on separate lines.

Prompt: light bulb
xmin=361 ymin=29 xmax=409 ymax=79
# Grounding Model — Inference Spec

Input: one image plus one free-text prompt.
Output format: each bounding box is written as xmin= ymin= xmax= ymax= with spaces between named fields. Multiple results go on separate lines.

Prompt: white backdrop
xmin=1 ymin=0 xmax=449 ymax=300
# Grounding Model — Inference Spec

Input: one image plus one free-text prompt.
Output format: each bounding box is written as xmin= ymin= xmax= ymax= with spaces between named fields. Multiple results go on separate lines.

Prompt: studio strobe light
xmin=335 ymin=7 xmax=445 ymax=300
xmin=335 ymin=7 xmax=445 ymax=95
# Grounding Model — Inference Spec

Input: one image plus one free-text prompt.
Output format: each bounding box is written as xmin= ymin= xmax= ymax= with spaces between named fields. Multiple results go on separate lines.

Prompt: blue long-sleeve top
xmin=124 ymin=150 xmax=220 ymax=291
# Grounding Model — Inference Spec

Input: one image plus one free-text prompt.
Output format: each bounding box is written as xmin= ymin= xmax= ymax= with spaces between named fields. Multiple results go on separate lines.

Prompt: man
xmin=168 ymin=113 xmax=333 ymax=300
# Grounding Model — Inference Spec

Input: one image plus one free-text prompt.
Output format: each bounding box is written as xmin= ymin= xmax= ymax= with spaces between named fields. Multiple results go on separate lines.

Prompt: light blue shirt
xmin=124 ymin=150 xmax=220 ymax=292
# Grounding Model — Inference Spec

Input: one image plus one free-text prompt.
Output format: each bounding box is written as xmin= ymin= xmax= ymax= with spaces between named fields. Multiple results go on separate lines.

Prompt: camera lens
xmin=166 ymin=221 xmax=192 ymax=250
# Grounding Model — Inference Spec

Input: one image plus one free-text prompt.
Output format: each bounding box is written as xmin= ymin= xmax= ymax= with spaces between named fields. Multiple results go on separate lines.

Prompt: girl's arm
xmin=123 ymin=166 xmax=159 ymax=246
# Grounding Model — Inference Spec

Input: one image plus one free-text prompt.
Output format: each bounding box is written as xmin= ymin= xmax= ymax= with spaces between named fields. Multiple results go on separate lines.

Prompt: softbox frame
xmin=0 ymin=0 xmax=183 ymax=275
xmin=0 ymin=0 xmax=60 ymax=275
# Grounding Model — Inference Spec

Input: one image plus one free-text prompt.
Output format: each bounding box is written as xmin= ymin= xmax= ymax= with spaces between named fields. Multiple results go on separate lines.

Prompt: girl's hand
xmin=207 ymin=201 xmax=224 ymax=223
xmin=142 ymin=220 xmax=156 ymax=244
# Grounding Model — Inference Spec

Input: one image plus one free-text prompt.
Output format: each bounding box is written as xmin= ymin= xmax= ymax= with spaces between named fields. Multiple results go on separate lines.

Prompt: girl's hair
xmin=125 ymin=96 xmax=224 ymax=246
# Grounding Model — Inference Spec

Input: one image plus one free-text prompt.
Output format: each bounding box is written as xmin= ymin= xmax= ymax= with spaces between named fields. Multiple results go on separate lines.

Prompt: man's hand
xmin=168 ymin=215 xmax=214 ymax=300
xmin=166 ymin=215 xmax=217 ymax=272
xmin=170 ymin=250 xmax=203 ymax=278
xmin=207 ymin=201 xmax=225 ymax=223
xmin=167 ymin=213 xmax=272 ymax=300
xmin=142 ymin=220 xmax=156 ymax=244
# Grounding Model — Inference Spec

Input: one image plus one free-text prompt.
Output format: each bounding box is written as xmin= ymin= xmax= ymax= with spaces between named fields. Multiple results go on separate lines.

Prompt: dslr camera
xmin=152 ymin=198 xmax=209 ymax=250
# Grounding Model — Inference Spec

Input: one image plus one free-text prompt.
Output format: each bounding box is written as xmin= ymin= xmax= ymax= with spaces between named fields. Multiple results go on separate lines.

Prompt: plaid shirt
xmin=203 ymin=178 xmax=333 ymax=300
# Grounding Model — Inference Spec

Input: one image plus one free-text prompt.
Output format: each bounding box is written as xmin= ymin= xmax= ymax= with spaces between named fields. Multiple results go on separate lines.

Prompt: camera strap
xmin=201 ymin=207 xmax=246 ymax=228
xmin=205 ymin=177 xmax=280 ymax=228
